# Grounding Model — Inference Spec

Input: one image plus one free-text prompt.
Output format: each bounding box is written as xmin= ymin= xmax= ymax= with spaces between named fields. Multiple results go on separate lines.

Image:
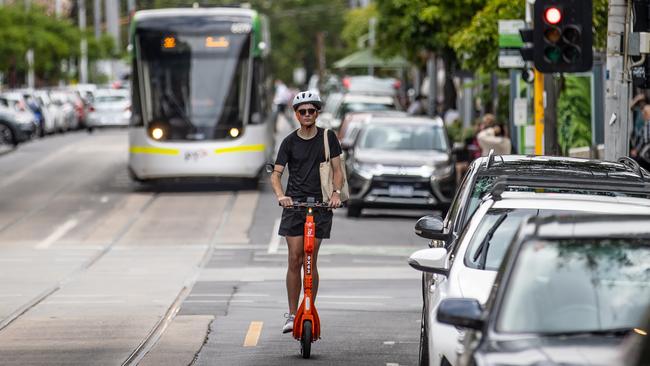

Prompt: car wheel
xmin=419 ymin=305 xmax=430 ymax=366
xmin=346 ymin=204 xmax=362 ymax=217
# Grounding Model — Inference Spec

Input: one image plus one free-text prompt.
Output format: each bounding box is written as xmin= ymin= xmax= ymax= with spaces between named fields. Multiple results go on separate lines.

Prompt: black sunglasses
xmin=297 ymin=108 xmax=317 ymax=116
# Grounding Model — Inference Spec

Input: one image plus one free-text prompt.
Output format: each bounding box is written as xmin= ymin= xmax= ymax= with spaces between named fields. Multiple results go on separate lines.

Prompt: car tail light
xmin=393 ymin=80 xmax=401 ymax=89
xmin=342 ymin=77 xmax=351 ymax=89
xmin=89 ymin=105 xmax=95 ymax=112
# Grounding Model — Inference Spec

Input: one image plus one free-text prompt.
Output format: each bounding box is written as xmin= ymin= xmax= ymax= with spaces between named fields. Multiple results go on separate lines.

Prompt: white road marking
xmin=319 ymin=295 xmax=393 ymax=299
xmin=35 ymin=219 xmax=79 ymax=249
xmin=188 ymin=293 xmax=270 ymax=297
xmin=315 ymin=301 xmax=385 ymax=306
xmin=100 ymin=196 xmax=109 ymax=203
xmin=45 ymin=300 xmax=126 ymax=304
xmin=184 ymin=300 xmax=255 ymax=303
xmin=383 ymin=341 xmax=396 ymax=345
xmin=267 ymin=218 xmax=282 ymax=254
xmin=0 ymin=145 xmax=74 ymax=190
xmin=387 ymin=363 xmax=399 ymax=366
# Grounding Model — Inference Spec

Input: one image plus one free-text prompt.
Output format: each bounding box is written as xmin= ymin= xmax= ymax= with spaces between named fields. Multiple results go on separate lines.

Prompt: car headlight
xmin=352 ymin=160 xmax=380 ymax=180
xmin=431 ymin=164 xmax=453 ymax=180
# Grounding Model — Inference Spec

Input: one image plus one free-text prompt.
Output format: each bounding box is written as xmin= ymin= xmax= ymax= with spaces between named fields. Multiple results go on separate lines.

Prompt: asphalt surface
xmin=0 ymin=123 xmax=435 ymax=365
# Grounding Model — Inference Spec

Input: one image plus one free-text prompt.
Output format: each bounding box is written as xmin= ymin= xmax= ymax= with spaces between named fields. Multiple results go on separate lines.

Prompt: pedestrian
xmin=631 ymin=104 xmax=650 ymax=170
xmin=476 ymin=114 xmax=511 ymax=156
xmin=270 ymin=91 xmax=344 ymax=334
xmin=407 ymin=94 xmax=427 ymax=116
xmin=273 ymin=79 xmax=292 ymax=115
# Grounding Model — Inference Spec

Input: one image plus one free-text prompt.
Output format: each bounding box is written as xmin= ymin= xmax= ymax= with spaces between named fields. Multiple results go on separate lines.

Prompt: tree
xmin=0 ymin=4 xmax=114 ymax=86
xmin=374 ymin=0 xmax=487 ymax=109
xmin=558 ymin=75 xmax=592 ymax=155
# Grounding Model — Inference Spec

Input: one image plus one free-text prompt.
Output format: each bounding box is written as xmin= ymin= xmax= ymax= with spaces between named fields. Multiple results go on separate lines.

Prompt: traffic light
xmin=533 ymin=0 xmax=593 ymax=73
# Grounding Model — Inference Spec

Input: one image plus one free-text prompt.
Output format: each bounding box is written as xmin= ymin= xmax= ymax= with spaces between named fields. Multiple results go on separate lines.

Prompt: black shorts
xmin=278 ymin=208 xmax=334 ymax=239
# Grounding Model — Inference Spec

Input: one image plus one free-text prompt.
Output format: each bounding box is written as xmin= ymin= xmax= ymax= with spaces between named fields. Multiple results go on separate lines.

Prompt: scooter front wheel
xmin=300 ymin=320 xmax=312 ymax=359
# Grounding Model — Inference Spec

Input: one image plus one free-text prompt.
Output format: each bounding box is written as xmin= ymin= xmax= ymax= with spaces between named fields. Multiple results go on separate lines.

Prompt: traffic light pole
xmin=604 ymin=0 xmax=632 ymax=161
xmin=544 ymin=74 xmax=560 ymax=155
xmin=534 ymin=69 xmax=545 ymax=155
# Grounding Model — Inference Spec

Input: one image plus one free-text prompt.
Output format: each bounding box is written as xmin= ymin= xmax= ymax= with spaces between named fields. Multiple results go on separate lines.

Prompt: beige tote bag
xmin=320 ymin=129 xmax=350 ymax=202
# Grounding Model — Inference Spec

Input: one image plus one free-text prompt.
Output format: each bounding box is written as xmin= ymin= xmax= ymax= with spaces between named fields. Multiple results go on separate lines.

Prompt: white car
xmin=49 ymin=91 xmax=78 ymax=131
xmin=86 ymin=89 xmax=131 ymax=128
xmin=33 ymin=90 xmax=65 ymax=134
xmin=408 ymin=191 xmax=650 ymax=366
xmin=318 ymin=93 xmax=397 ymax=130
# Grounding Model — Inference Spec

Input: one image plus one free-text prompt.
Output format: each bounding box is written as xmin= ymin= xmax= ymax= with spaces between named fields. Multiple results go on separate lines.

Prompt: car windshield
xmin=497 ymin=238 xmax=650 ymax=334
xmin=95 ymin=95 xmax=127 ymax=103
xmin=338 ymin=102 xmax=393 ymax=118
xmin=358 ymin=124 xmax=447 ymax=151
xmin=465 ymin=209 xmax=570 ymax=270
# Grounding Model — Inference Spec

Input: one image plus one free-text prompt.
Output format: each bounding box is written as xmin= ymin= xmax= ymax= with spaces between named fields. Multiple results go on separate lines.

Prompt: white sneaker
xmin=282 ymin=314 xmax=295 ymax=334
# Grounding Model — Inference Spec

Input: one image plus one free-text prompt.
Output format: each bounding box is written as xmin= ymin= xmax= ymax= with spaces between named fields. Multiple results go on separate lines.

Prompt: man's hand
xmin=632 ymin=148 xmax=638 ymax=158
xmin=329 ymin=192 xmax=342 ymax=208
xmin=278 ymin=195 xmax=293 ymax=208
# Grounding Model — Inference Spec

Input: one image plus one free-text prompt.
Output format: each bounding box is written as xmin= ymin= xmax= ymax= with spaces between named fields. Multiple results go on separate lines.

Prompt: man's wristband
xmin=333 ymin=189 xmax=341 ymax=195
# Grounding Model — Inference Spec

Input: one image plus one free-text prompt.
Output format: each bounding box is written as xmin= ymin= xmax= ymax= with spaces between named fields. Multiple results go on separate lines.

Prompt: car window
xmin=338 ymin=102 xmax=393 ymax=119
xmin=445 ymin=165 xmax=473 ymax=231
xmin=95 ymin=95 xmax=127 ymax=103
xmin=358 ymin=124 xmax=447 ymax=151
xmin=497 ymin=238 xmax=650 ymax=334
xmin=464 ymin=208 xmax=569 ymax=271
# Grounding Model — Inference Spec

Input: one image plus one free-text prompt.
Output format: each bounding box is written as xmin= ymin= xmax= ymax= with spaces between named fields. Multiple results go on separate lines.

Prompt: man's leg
xmin=285 ymin=235 xmax=303 ymax=315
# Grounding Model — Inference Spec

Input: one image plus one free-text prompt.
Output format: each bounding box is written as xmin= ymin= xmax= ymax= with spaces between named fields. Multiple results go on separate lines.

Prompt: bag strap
xmin=323 ymin=128 xmax=331 ymax=162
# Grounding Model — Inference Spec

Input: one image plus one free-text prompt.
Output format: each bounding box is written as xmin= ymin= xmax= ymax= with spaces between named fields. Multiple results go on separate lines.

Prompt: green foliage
xmin=374 ymin=0 xmax=486 ymax=62
xmin=0 ymin=4 xmax=114 ymax=85
xmin=558 ymin=76 xmax=592 ymax=155
xmin=451 ymin=0 xmax=524 ymax=73
xmin=341 ymin=4 xmax=378 ymax=52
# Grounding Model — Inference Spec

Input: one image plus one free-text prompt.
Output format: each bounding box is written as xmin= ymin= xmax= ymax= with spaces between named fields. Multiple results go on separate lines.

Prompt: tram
xmin=128 ymin=7 xmax=273 ymax=182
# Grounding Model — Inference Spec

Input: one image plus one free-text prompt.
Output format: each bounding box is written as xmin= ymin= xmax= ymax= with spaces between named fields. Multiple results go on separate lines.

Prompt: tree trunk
xmin=442 ymin=48 xmax=457 ymax=112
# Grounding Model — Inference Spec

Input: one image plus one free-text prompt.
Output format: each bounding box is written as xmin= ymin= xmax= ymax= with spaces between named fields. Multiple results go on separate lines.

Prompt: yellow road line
xmin=243 ymin=321 xmax=264 ymax=347
xmin=129 ymin=146 xmax=180 ymax=155
xmin=215 ymin=144 xmax=265 ymax=154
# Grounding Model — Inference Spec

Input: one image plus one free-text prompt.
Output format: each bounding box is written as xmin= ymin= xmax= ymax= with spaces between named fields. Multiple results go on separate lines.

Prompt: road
xmin=0 ymin=125 xmax=434 ymax=365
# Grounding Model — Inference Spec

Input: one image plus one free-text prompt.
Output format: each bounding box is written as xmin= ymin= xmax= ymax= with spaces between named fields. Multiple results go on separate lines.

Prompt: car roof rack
xmin=487 ymin=175 xmax=650 ymax=201
xmin=484 ymin=149 xmax=504 ymax=169
xmin=617 ymin=156 xmax=646 ymax=181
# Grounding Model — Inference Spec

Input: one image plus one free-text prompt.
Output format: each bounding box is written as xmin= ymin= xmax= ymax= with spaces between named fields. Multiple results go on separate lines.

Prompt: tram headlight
xmin=229 ymin=128 xmax=240 ymax=138
xmin=152 ymin=127 xmax=164 ymax=140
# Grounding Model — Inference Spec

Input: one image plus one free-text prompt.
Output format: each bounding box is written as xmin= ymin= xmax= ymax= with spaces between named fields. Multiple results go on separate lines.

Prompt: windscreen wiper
xmin=163 ymin=91 xmax=196 ymax=133
xmin=542 ymin=328 xmax=631 ymax=337
xmin=472 ymin=213 xmax=508 ymax=270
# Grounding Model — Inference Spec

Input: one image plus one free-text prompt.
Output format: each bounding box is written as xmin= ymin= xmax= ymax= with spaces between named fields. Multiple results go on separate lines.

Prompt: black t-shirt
xmin=275 ymin=127 xmax=342 ymax=200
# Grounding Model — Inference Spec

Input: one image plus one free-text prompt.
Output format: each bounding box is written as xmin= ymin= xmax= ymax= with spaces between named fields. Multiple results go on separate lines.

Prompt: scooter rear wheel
xmin=300 ymin=320 xmax=312 ymax=359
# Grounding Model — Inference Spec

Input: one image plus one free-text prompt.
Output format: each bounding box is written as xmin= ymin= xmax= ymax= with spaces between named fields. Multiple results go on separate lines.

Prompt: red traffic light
xmin=544 ymin=7 xmax=562 ymax=25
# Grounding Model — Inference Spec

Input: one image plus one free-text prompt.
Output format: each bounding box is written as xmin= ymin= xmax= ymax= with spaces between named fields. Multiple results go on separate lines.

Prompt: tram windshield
xmin=136 ymin=30 xmax=251 ymax=140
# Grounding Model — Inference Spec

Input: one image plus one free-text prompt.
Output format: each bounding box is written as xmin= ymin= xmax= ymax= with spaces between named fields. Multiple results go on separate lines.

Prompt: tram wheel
xmin=300 ymin=320 xmax=312 ymax=359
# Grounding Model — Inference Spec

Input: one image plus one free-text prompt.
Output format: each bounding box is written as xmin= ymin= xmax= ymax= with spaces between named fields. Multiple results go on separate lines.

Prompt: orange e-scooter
xmin=286 ymin=197 xmax=329 ymax=358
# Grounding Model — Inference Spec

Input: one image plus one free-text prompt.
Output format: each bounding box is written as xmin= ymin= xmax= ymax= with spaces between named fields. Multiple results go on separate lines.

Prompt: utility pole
xmin=427 ymin=53 xmax=438 ymax=117
xmin=25 ymin=0 xmax=34 ymax=89
xmin=544 ymin=74 xmax=560 ymax=155
xmin=105 ymin=0 xmax=120 ymax=51
xmin=605 ymin=0 xmax=632 ymax=160
xmin=94 ymin=0 xmax=102 ymax=39
xmin=79 ymin=0 xmax=88 ymax=83
xmin=315 ymin=32 xmax=326 ymax=88
xmin=368 ymin=17 xmax=376 ymax=76
xmin=55 ymin=0 xmax=62 ymax=17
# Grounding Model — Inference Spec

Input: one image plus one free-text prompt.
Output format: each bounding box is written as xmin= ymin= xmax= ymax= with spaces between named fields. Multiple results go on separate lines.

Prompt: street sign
xmin=499 ymin=20 xmax=526 ymax=69
xmin=514 ymin=98 xmax=528 ymax=126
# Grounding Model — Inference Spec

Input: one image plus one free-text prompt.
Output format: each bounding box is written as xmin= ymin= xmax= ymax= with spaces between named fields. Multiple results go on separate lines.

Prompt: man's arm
xmin=271 ymin=164 xmax=293 ymax=207
xmin=329 ymin=156 xmax=344 ymax=207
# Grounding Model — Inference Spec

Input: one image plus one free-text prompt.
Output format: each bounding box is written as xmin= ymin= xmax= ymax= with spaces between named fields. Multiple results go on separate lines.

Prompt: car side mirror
xmin=415 ymin=215 xmax=450 ymax=243
xmin=436 ymin=298 xmax=484 ymax=330
xmin=341 ymin=140 xmax=352 ymax=151
xmin=264 ymin=163 xmax=274 ymax=174
xmin=408 ymin=248 xmax=449 ymax=276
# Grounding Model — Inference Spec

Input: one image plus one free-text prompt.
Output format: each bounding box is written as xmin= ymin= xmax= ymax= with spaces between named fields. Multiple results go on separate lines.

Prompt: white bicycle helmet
xmin=292 ymin=90 xmax=322 ymax=111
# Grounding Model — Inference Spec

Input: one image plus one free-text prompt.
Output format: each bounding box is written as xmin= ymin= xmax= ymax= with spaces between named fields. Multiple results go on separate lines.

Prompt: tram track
xmin=121 ymin=192 xmax=238 ymax=366
xmin=0 ymin=193 xmax=159 ymax=333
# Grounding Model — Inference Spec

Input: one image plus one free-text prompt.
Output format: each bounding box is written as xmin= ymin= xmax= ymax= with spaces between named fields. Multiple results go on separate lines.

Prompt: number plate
xmin=388 ymin=185 xmax=414 ymax=197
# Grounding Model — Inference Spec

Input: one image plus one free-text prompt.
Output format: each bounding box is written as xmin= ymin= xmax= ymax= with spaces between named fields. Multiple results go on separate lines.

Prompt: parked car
xmin=319 ymin=92 xmax=398 ymax=130
xmin=0 ymin=92 xmax=38 ymax=138
xmin=408 ymin=190 xmax=650 ymax=366
xmin=437 ymin=214 xmax=650 ymax=366
xmin=33 ymin=90 xmax=64 ymax=134
xmin=341 ymin=75 xmax=400 ymax=96
xmin=0 ymin=108 xmax=30 ymax=149
xmin=338 ymin=110 xmax=408 ymax=148
xmin=86 ymin=89 xmax=131 ymax=130
xmin=49 ymin=90 xmax=78 ymax=131
xmin=344 ymin=116 xmax=455 ymax=217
